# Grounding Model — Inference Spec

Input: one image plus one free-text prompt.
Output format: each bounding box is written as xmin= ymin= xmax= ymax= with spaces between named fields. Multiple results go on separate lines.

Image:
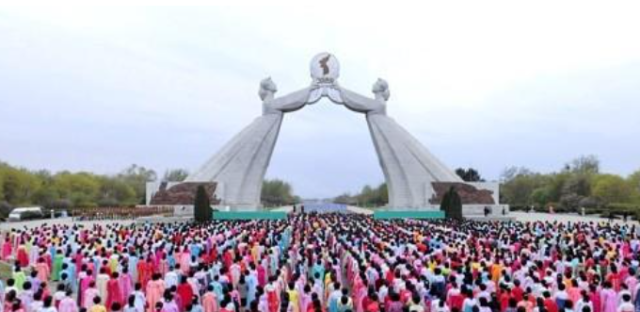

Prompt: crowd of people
xmin=0 ymin=213 xmax=639 ymax=312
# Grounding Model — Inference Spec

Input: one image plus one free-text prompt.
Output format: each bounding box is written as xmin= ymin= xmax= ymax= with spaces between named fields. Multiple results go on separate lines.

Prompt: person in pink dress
xmin=35 ymin=258 xmax=50 ymax=282
xmin=84 ymin=281 xmax=101 ymax=309
xmin=201 ymin=286 xmax=218 ymax=312
xmin=78 ymin=269 xmax=95 ymax=306
xmin=2 ymin=237 xmax=12 ymax=260
xmin=119 ymin=268 xmax=134 ymax=304
xmin=146 ymin=273 xmax=166 ymax=312
xmin=59 ymin=289 xmax=79 ymax=312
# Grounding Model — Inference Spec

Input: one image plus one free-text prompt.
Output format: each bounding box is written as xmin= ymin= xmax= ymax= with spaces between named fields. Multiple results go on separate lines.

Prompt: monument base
xmin=372 ymin=204 xmax=510 ymax=220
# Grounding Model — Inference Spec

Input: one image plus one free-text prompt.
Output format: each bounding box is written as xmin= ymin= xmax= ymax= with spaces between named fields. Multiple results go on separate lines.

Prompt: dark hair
xmin=111 ymin=303 xmax=122 ymax=312
xmin=128 ymin=295 xmax=136 ymax=307
xmin=44 ymin=296 xmax=53 ymax=307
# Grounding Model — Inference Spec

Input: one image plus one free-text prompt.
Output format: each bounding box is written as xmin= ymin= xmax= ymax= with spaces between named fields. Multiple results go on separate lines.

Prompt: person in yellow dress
xmin=89 ymin=296 xmax=107 ymax=312
xmin=287 ymin=282 xmax=300 ymax=312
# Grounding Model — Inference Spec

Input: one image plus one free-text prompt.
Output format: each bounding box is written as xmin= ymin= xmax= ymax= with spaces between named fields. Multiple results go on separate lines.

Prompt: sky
xmin=0 ymin=3 xmax=639 ymax=199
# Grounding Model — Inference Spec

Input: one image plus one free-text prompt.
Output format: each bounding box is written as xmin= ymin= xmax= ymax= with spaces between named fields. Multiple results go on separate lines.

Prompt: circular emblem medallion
xmin=310 ymin=52 xmax=340 ymax=82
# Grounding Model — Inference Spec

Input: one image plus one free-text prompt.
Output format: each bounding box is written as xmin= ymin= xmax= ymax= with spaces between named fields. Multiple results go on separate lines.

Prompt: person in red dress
xmin=106 ymin=272 xmax=124 ymax=312
xmin=176 ymin=276 xmax=194 ymax=312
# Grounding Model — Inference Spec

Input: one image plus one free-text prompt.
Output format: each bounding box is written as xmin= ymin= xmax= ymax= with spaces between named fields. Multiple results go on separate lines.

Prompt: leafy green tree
xmin=455 ymin=168 xmax=484 ymax=182
xmin=0 ymin=165 xmax=41 ymax=205
xmin=376 ymin=183 xmax=389 ymax=205
xmin=564 ymin=155 xmax=600 ymax=175
xmin=331 ymin=183 xmax=388 ymax=207
xmin=547 ymin=172 xmax=570 ymax=203
xmin=32 ymin=187 xmax=59 ymax=208
xmin=592 ymin=174 xmax=632 ymax=205
xmin=558 ymin=174 xmax=594 ymax=211
xmin=334 ymin=193 xmax=354 ymax=205
xmin=53 ymin=172 xmax=101 ymax=207
xmin=97 ymin=177 xmax=137 ymax=207
xmin=117 ymin=164 xmax=157 ymax=204
xmin=194 ymin=185 xmax=211 ymax=222
xmin=261 ymin=179 xmax=298 ymax=207
xmin=629 ymin=170 xmax=640 ymax=190
xmin=358 ymin=185 xmax=374 ymax=206
xmin=628 ymin=170 xmax=640 ymax=203
xmin=500 ymin=167 xmax=547 ymax=207
xmin=163 ymin=169 xmax=189 ymax=182
xmin=530 ymin=187 xmax=552 ymax=207
xmin=440 ymin=187 xmax=462 ymax=220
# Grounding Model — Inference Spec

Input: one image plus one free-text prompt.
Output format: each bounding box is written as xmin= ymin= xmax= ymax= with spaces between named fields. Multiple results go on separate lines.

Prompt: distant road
xmin=1 ymin=211 xmax=634 ymax=230
xmin=0 ymin=217 xmax=136 ymax=230
xmin=510 ymin=211 xmax=638 ymax=224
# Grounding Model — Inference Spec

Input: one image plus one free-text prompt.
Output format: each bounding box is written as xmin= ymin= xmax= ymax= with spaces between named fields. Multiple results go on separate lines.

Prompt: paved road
xmin=510 ymin=211 xmax=637 ymax=225
xmin=1 ymin=211 xmax=633 ymax=230
xmin=0 ymin=217 xmax=135 ymax=231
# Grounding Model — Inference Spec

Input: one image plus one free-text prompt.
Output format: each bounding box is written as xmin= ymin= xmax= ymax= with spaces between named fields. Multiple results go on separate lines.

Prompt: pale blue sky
xmin=0 ymin=3 xmax=639 ymax=198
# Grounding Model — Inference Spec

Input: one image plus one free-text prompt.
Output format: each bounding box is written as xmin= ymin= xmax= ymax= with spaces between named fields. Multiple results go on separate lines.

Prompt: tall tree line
xmin=0 ymin=161 xmax=190 ymax=211
xmin=260 ymin=179 xmax=300 ymax=207
xmin=501 ymin=155 xmax=640 ymax=212
xmin=0 ymin=161 xmax=302 ymax=210
xmin=334 ymin=183 xmax=388 ymax=207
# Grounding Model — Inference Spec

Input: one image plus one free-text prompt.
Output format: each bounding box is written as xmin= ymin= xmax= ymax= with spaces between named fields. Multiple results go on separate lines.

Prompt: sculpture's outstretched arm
xmin=339 ymin=87 xmax=385 ymax=114
xmin=259 ymin=78 xmax=314 ymax=114
xmin=267 ymin=87 xmax=313 ymax=113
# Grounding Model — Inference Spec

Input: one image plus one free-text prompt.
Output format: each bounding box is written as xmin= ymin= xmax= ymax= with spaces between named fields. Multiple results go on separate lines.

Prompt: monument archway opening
xmin=264 ymin=97 xmax=384 ymax=203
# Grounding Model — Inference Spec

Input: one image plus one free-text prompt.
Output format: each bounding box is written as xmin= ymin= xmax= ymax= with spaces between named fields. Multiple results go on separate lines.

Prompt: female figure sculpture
xmin=337 ymin=79 xmax=462 ymax=208
xmin=186 ymin=78 xmax=314 ymax=209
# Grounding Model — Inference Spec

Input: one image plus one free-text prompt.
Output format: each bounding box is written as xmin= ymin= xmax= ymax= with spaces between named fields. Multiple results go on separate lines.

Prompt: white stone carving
xmin=185 ymin=78 xmax=314 ymax=209
xmin=185 ymin=53 xmax=484 ymax=209
xmin=336 ymin=79 xmax=463 ymax=208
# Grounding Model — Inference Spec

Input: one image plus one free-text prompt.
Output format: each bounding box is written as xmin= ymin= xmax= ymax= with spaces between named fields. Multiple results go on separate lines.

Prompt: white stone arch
xmin=186 ymin=53 xmax=463 ymax=210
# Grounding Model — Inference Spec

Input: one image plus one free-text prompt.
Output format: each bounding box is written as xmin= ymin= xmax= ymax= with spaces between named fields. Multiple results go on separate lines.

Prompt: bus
xmin=7 ymin=207 xmax=44 ymax=221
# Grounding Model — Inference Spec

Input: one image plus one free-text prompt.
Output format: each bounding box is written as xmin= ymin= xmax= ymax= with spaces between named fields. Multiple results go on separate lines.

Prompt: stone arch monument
xmin=150 ymin=53 xmax=506 ymax=215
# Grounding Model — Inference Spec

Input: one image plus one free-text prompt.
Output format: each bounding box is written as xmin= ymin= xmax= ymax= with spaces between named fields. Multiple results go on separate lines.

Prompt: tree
xmin=376 ymin=183 xmax=389 ymax=205
xmin=530 ymin=187 xmax=552 ymax=207
xmin=32 ymin=187 xmax=59 ymax=208
xmin=97 ymin=177 xmax=137 ymax=207
xmin=0 ymin=165 xmax=41 ymax=206
xmin=560 ymin=193 xmax=584 ymax=211
xmin=592 ymin=174 xmax=632 ymax=205
xmin=562 ymin=175 xmax=591 ymax=197
xmin=558 ymin=174 xmax=594 ymax=211
xmin=194 ymin=185 xmax=211 ymax=222
xmin=455 ymin=168 xmax=484 ymax=182
xmin=117 ymin=164 xmax=157 ymax=204
xmin=163 ymin=169 xmax=189 ymax=182
xmin=500 ymin=167 xmax=546 ymax=207
xmin=334 ymin=193 xmax=355 ymax=205
xmin=628 ymin=170 xmax=640 ymax=203
xmin=261 ymin=179 xmax=297 ymax=207
xmin=500 ymin=166 xmax=534 ymax=182
xmin=440 ymin=187 xmax=462 ymax=220
xmin=564 ymin=155 xmax=600 ymax=175
xmin=629 ymin=170 xmax=640 ymax=191
xmin=52 ymin=172 xmax=101 ymax=207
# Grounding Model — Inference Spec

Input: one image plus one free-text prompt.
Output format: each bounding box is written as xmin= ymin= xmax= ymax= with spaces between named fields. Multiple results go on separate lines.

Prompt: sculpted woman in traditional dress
xmin=186 ymin=78 xmax=316 ymax=208
xmin=336 ymin=79 xmax=462 ymax=208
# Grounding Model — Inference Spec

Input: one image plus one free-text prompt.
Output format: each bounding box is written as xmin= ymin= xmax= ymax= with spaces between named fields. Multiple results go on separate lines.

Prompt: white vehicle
xmin=8 ymin=207 xmax=44 ymax=221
